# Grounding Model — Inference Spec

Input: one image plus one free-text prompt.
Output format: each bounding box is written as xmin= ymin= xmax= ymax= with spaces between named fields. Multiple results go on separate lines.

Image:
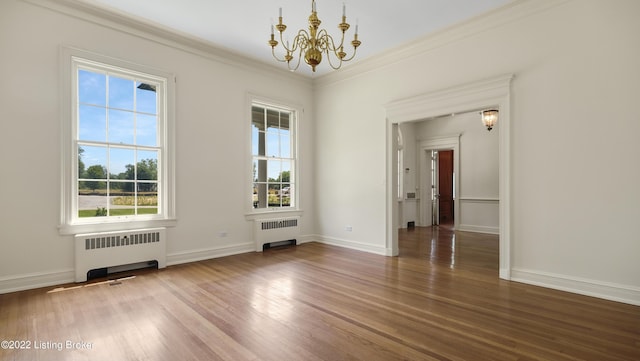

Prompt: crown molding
xmin=22 ymin=0 xmax=571 ymax=89
xmin=22 ymin=0 xmax=312 ymax=87
xmin=385 ymin=73 xmax=514 ymax=123
xmin=314 ymin=0 xmax=572 ymax=88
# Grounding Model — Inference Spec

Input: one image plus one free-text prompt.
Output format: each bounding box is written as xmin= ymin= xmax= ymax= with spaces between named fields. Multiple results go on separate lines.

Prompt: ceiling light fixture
xmin=269 ymin=0 xmax=361 ymax=72
xmin=481 ymin=109 xmax=499 ymax=131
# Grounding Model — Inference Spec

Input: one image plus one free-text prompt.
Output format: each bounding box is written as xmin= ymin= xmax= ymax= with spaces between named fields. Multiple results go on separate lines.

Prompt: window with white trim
xmin=61 ymin=49 xmax=174 ymax=232
xmin=251 ymin=102 xmax=297 ymax=210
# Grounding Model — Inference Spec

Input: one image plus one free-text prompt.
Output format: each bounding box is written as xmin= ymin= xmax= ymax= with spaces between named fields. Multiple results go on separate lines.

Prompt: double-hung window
xmin=60 ymin=48 xmax=175 ymax=233
xmin=251 ymin=102 xmax=297 ymax=210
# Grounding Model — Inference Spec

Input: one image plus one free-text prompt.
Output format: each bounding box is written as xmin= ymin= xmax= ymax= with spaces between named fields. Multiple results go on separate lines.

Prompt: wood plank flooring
xmin=1 ymin=226 xmax=639 ymax=360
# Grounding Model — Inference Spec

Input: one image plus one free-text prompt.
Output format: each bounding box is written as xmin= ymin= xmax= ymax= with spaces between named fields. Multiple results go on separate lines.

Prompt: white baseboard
xmin=314 ymin=235 xmax=389 ymax=256
xmin=0 ymin=269 xmax=75 ymax=294
xmin=0 ymin=236 xmax=317 ymax=293
xmin=166 ymin=242 xmax=254 ymax=266
xmin=458 ymin=224 xmax=499 ymax=234
xmin=295 ymin=235 xmax=315 ymax=245
xmin=511 ymin=268 xmax=640 ymax=306
xmin=166 ymin=235 xmax=317 ymax=266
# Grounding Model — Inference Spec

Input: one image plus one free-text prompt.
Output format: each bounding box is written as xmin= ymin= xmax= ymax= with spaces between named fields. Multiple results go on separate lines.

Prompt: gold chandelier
xmin=269 ymin=0 xmax=361 ymax=72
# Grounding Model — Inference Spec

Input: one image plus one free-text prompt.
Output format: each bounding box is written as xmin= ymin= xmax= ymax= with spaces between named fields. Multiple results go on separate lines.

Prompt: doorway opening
xmin=432 ymin=149 xmax=454 ymax=227
xmin=416 ymin=134 xmax=461 ymax=231
xmin=385 ymin=74 xmax=513 ymax=279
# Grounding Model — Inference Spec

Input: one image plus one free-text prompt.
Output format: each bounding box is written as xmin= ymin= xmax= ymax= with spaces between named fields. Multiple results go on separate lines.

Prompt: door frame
xmin=385 ymin=74 xmax=513 ymax=280
xmin=418 ymin=136 xmax=460 ymax=229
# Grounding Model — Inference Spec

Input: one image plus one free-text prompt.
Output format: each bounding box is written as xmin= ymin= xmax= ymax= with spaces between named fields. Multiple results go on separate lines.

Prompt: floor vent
xmin=86 ymin=261 xmax=159 ymax=281
xmin=262 ymin=239 xmax=297 ymax=251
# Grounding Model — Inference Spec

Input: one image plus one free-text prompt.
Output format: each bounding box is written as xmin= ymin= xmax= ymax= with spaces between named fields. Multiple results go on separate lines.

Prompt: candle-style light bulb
xmin=343 ymin=3 xmax=346 ymax=17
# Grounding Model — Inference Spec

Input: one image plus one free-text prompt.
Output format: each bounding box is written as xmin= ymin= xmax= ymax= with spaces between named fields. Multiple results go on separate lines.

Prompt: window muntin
xmin=251 ymin=103 xmax=296 ymax=209
xmin=74 ymin=60 xmax=164 ymax=221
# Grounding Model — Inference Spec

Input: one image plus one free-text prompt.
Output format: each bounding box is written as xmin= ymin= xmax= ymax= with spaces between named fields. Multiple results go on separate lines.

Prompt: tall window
xmin=251 ymin=103 xmax=296 ymax=210
xmin=62 ymin=51 xmax=173 ymax=230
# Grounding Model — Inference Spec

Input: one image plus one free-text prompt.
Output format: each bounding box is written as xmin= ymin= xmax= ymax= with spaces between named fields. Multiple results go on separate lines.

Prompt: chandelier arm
xmin=324 ymin=40 xmax=359 ymax=69
xmin=318 ymin=30 xmax=347 ymax=53
xmin=314 ymin=30 xmax=328 ymax=51
xmin=337 ymin=46 xmax=358 ymax=62
xmin=286 ymin=46 xmax=305 ymax=71
xmin=272 ymin=29 xmax=313 ymax=69
xmin=294 ymin=31 xmax=311 ymax=49
xmin=279 ymin=29 xmax=310 ymax=53
xmin=342 ymin=48 xmax=356 ymax=61
xmin=272 ymin=37 xmax=299 ymax=63
xmin=325 ymin=46 xmax=346 ymax=70
xmin=322 ymin=31 xmax=349 ymax=59
xmin=321 ymin=32 xmax=356 ymax=68
xmin=324 ymin=29 xmax=347 ymax=52
xmin=318 ymin=35 xmax=344 ymax=70
xmin=271 ymin=47 xmax=289 ymax=63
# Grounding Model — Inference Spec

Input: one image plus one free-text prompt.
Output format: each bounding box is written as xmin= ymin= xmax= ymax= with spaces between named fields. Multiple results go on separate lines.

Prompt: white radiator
xmin=254 ymin=217 xmax=300 ymax=252
xmin=74 ymin=228 xmax=166 ymax=282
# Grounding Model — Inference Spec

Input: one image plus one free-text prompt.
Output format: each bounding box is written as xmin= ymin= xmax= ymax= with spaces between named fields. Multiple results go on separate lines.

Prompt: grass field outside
xmin=78 ymin=193 xmax=158 ymax=217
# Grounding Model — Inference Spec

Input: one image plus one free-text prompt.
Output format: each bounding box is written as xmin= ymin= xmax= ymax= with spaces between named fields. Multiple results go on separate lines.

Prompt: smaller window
xmin=251 ymin=102 xmax=297 ymax=210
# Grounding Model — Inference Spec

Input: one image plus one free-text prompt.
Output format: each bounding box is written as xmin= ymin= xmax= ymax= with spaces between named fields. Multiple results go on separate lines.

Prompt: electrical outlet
xmin=345 ymin=226 xmax=353 ymax=232
xmin=218 ymin=231 xmax=228 ymax=237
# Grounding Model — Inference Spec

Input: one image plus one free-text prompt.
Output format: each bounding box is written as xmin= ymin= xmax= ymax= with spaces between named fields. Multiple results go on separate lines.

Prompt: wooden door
xmin=438 ymin=150 xmax=454 ymax=224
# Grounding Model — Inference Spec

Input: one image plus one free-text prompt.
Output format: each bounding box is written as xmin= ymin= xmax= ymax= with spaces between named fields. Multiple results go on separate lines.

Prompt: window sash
xmin=69 ymin=55 xmax=168 ymax=224
xmin=251 ymin=102 xmax=297 ymax=210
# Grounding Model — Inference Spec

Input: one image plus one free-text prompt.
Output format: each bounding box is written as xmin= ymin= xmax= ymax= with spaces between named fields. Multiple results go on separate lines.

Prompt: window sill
xmin=244 ymin=209 xmax=303 ymax=221
xmin=58 ymin=218 xmax=177 ymax=236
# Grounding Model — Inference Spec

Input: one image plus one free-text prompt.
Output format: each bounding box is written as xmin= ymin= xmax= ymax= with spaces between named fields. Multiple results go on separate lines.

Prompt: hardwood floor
xmin=1 ymin=227 xmax=638 ymax=360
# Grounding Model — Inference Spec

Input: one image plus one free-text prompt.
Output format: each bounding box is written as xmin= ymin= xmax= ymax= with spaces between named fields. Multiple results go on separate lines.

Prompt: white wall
xmin=416 ymin=112 xmax=499 ymax=233
xmin=0 ymin=0 xmax=314 ymax=292
xmin=314 ymin=0 xmax=640 ymax=304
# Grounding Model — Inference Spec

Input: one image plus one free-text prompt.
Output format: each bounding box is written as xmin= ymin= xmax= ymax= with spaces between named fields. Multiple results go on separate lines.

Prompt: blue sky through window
xmin=78 ymin=69 xmax=158 ymax=180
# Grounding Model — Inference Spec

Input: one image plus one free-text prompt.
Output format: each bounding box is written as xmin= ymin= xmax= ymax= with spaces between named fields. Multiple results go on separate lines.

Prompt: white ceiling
xmin=85 ymin=0 xmax=515 ymax=76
